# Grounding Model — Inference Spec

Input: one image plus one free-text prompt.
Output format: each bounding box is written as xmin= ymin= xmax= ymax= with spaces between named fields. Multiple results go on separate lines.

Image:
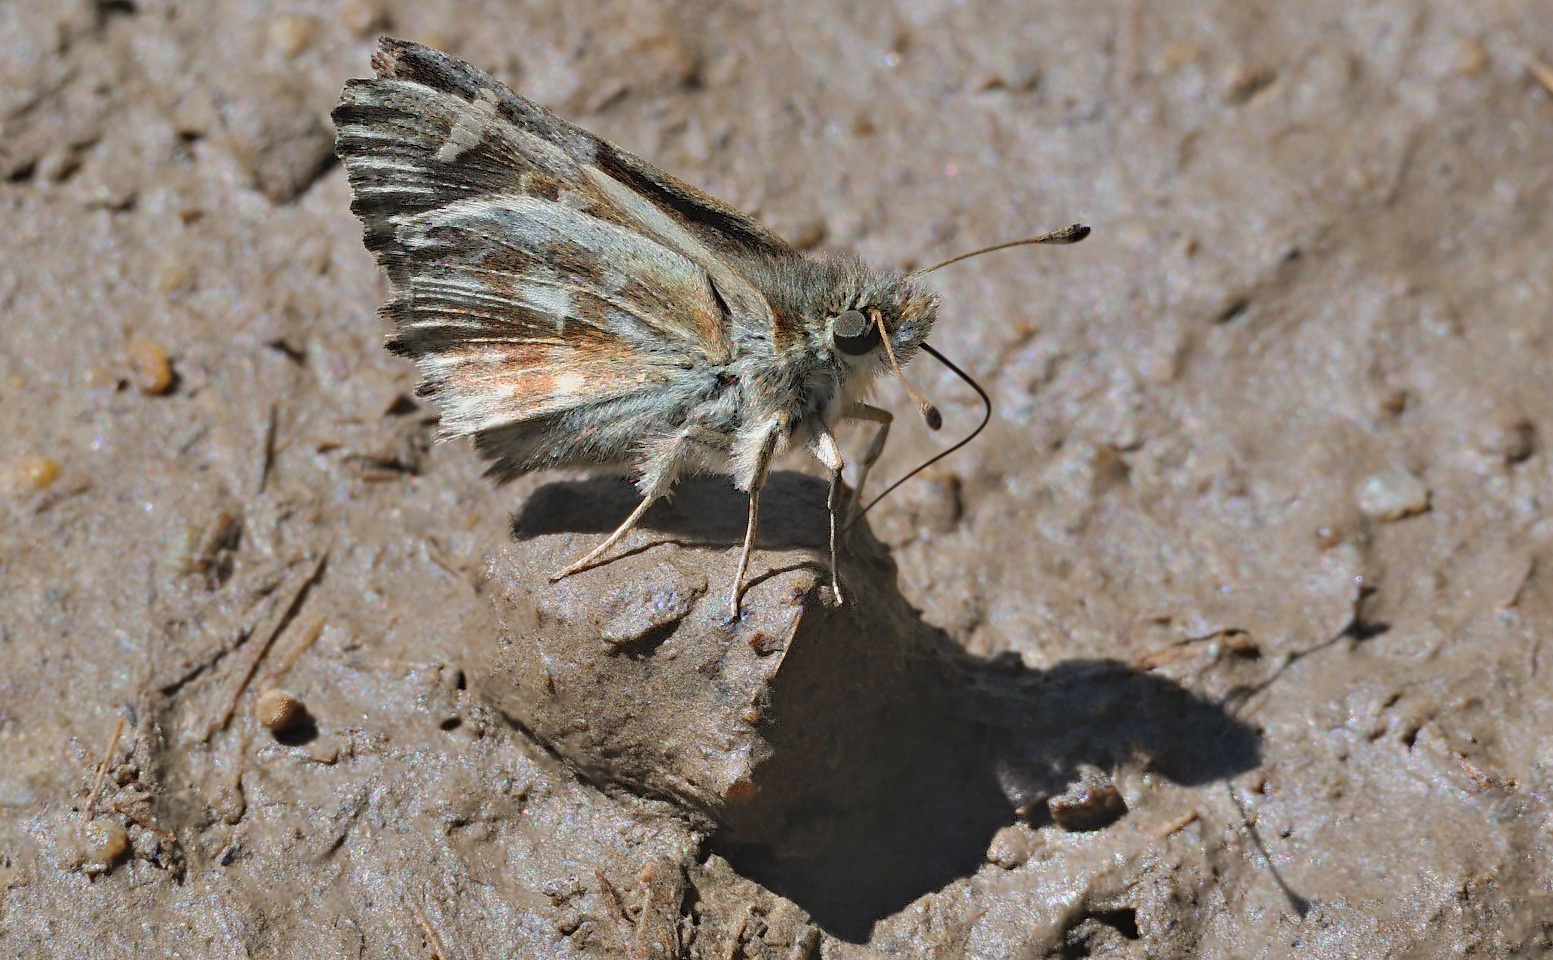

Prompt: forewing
xmin=353 ymin=39 xmax=794 ymax=257
xmin=333 ymin=38 xmax=790 ymax=473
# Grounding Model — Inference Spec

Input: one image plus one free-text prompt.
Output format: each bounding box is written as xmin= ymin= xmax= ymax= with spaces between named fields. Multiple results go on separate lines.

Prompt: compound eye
xmin=833 ymin=308 xmax=881 ymax=356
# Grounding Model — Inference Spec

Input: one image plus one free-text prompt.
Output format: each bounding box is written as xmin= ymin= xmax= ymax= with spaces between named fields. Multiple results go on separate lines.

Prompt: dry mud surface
xmin=3 ymin=1 xmax=1553 ymax=957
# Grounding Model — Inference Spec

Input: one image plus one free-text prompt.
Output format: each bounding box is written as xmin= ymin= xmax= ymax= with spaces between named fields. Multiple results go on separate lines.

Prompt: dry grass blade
xmin=84 ymin=716 xmax=126 ymax=815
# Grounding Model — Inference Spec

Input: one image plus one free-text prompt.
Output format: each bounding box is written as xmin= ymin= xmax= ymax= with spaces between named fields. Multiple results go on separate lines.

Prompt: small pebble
xmin=986 ymin=823 xmax=1038 ymax=869
xmin=213 ymin=783 xmax=246 ymax=825
xmin=1047 ymin=766 xmax=1127 ymax=832
xmin=1314 ymin=524 xmax=1345 ymax=550
xmin=1224 ymin=64 xmax=1277 ymax=103
xmin=2 ymin=455 xmax=61 ymax=496
xmin=1356 ymin=469 xmax=1430 ymax=521
xmin=124 ymin=340 xmax=175 ymax=395
xmin=82 ymin=818 xmax=129 ymax=870
xmin=1478 ymin=418 xmax=1535 ymax=464
xmin=722 ymin=778 xmax=758 ymax=803
xmin=82 ymin=364 xmax=115 ymax=391
xmin=1376 ymin=389 xmax=1408 ymax=415
xmin=164 ymin=521 xmax=202 ymax=574
xmin=255 ymin=689 xmax=306 ymax=733
xmin=748 ymin=631 xmax=783 ymax=656
xmin=1455 ymin=38 xmax=1490 ymax=77
xmin=155 ymin=258 xmax=194 ymax=295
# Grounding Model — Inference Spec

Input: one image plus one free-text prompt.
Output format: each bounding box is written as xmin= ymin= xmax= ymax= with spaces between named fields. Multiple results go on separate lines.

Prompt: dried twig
xmin=266 ymin=616 xmax=327 ymax=685
xmin=723 ymin=905 xmax=753 ymax=960
xmin=1151 ymin=808 xmax=1200 ymax=838
xmin=257 ymin=402 xmax=278 ymax=495
xmin=410 ymin=902 xmax=450 ymax=960
xmin=84 ymin=716 xmax=126 ymax=815
xmin=1530 ymin=59 xmax=1553 ymax=96
xmin=596 ymin=867 xmax=637 ymax=946
xmin=203 ymin=552 xmax=327 ymax=741
xmin=597 ymin=867 xmax=632 ymax=920
xmin=630 ymin=857 xmax=688 ymax=960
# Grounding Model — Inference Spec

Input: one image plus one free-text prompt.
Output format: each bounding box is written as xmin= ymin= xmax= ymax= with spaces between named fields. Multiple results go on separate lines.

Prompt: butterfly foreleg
xmin=845 ymin=403 xmax=894 ymax=523
xmin=728 ymin=423 xmax=782 ymax=619
xmin=548 ymin=430 xmax=697 ymax=582
xmin=548 ymin=493 xmax=663 ymax=582
xmin=809 ymin=425 xmax=846 ymax=603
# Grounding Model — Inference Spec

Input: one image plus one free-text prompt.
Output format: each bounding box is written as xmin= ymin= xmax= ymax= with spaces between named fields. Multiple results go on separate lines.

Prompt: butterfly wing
xmin=333 ymin=38 xmax=796 ymax=480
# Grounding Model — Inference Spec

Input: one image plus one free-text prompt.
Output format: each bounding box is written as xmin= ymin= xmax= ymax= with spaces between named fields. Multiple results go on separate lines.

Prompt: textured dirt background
xmin=3 ymin=0 xmax=1553 ymax=957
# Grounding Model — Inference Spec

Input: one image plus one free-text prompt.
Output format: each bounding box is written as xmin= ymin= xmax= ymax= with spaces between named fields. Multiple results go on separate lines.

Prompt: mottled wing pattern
xmin=332 ymin=38 xmax=794 ymax=479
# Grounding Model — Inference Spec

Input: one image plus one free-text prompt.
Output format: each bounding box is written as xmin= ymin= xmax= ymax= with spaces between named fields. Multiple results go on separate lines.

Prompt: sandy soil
xmin=3 ymin=1 xmax=1552 ymax=957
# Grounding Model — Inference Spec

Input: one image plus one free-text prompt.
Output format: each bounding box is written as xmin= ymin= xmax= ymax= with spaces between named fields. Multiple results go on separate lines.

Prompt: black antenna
xmin=849 ymin=222 xmax=1090 ymax=526
xmin=906 ymin=223 xmax=1090 ymax=280
xmin=848 ymin=342 xmax=991 ymax=529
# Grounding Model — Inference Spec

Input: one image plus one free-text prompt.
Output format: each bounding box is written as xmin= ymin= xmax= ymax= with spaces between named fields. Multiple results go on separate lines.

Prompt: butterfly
xmin=333 ymin=38 xmax=1086 ymax=618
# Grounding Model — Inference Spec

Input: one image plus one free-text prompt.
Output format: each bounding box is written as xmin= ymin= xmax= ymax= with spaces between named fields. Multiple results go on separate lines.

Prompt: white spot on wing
xmin=436 ymin=114 xmax=485 ymax=163
xmin=433 ymin=92 xmax=503 ymax=164
xmin=518 ymin=284 xmax=571 ymax=320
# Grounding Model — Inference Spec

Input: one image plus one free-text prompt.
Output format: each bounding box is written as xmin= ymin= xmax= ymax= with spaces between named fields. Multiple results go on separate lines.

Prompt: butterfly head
xmin=822 ymin=268 xmax=943 ymax=428
xmin=822 ymin=270 xmax=933 ymax=351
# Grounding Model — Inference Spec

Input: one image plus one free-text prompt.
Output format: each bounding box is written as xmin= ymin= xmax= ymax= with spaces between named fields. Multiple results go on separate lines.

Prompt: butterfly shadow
xmin=709 ymin=647 xmax=1264 ymax=942
xmin=508 ymin=472 xmax=1261 ymax=943
xmin=510 ymin=470 xmax=833 ymax=556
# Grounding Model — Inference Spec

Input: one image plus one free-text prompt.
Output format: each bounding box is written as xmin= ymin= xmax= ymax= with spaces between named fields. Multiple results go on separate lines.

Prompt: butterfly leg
xmin=845 ymin=403 xmax=893 ymax=523
xmin=548 ymin=492 xmax=663 ymax=582
xmin=548 ymin=430 xmax=703 ymax=581
xmin=729 ymin=427 xmax=782 ymax=619
xmin=809 ymin=426 xmax=846 ymax=603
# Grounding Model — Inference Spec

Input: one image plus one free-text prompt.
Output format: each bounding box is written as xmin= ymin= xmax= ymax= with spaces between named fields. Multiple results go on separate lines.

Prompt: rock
xmin=986 ymin=822 xmax=1040 ymax=868
xmin=1476 ymin=417 xmax=1535 ymax=464
xmin=1046 ymin=765 xmax=1127 ymax=832
xmin=476 ymin=473 xmax=958 ymax=845
xmin=1 ymin=455 xmax=61 ymax=496
xmin=474 ymin=473 xmax=1261 ymax=936
xmin=79 ymin=818 xmax=129 ymax=874
xmin=594 ymin=564 xmax=706 ymax=646
xmin=1356 ymin=469 xmax=1430 ymax=521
